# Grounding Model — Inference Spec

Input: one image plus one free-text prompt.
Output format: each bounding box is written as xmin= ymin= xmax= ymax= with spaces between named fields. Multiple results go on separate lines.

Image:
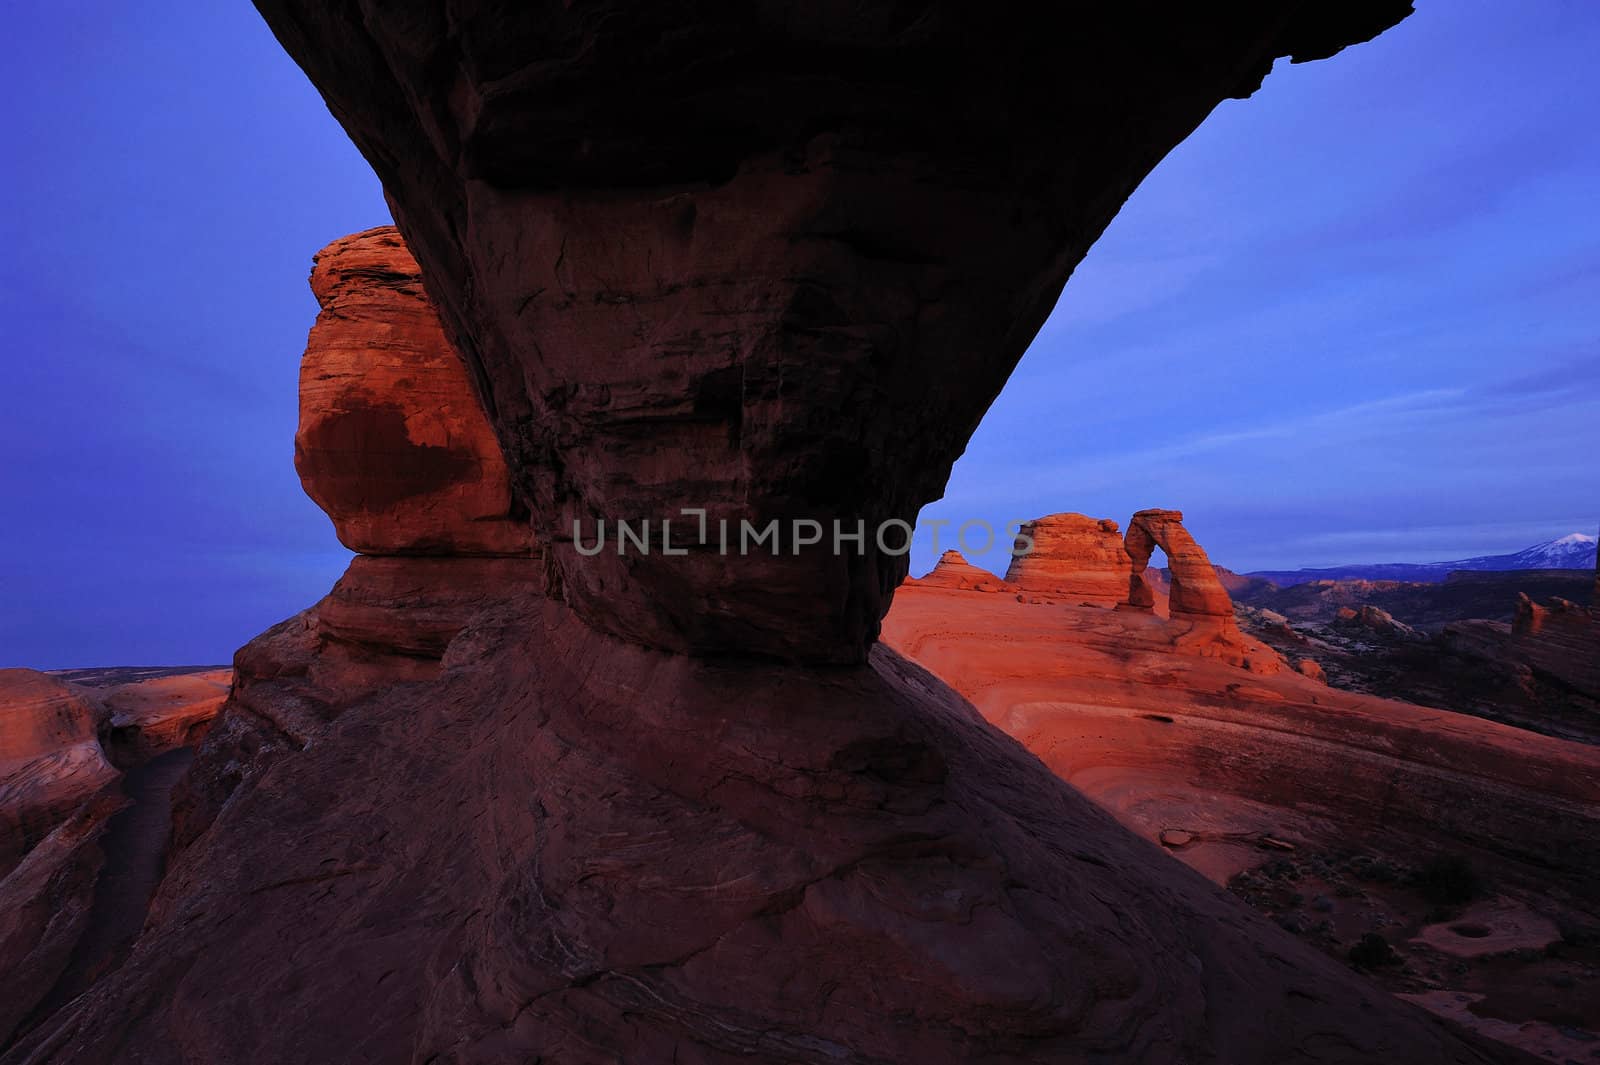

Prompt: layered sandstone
xmin=910 ymin=550 xmax=1017 ymax=593
xmin=295 ymin=227 xmax=533 ymax=557
xmin=250 ymin=0 xmax=1414 ymax=663
xmin=97 ymin=671 xmax=229 ymax=766
xmin=9 ymin=593 xmax=1518 ymax=1065
xmin=14 ymin=3 xmax=1542 ymax=1062
xmin=881 ymin=575 xmax=1600 ymax=1060
xmin=1127 ymin=509 xmax=1239 ymax=618
xmin=0 ymin=794 xmax=119 ymax=1047
xmin=0 ymin=671 xmax=116 ymax=877
xmin=1003 ymin=513 xmax=1130 ymax=605
xmin=882 ymin=581 xmax=1600 ymax=889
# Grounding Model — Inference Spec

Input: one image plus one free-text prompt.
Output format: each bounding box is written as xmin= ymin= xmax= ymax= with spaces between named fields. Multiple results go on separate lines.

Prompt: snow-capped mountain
xmin=1477 ymin=532 xmax=1600 ymax=572
xmin=1247 ymin=532 xmax=1597 ymax=587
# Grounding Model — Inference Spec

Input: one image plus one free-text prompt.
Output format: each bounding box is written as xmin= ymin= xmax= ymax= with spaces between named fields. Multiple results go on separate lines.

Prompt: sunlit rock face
xmin=1004 ymin=513 xmax=1131 ymax=605
xmin=252 ymin=0 xmax=1412 ymax=663
xmin=0 ymin=670 xmax=116 ymax=877
xmin=1126 ymin=508 xmax=1239 ymax=622
xmin=296 ymin=227 xmax=535 ymax=557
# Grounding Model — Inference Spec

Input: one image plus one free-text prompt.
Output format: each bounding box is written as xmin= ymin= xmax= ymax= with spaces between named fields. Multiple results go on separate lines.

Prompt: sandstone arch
xmin=1125 ymin=509 xmax=1237 ymax=623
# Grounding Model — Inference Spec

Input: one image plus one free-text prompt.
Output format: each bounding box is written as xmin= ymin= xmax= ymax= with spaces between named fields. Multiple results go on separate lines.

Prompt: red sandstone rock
xmin=1126 ymin=509 xmax=1238 ymax=621
xmin=170 ymin=553 xmax=547 ymax=852
xmin=1510 ymin=593 xmax=1600 ymax=696
xmin=18 ymin=4 xmax=1531 ymax=1061
xmin=881 ymin=578 xmax=1600 ymax=897
xmin=295 ymin=227 xmax=534 ymax=558
xmin=0 ymin=794 xmax=119 ymax=1047
xmin=250 ymin=0 xmax=1414 ymax=663
xmin=0 ymin=671 xmax=117 ymax=877
xmin=8 ymin=593 xmax=1517 ymax=1065
xmin=912 ymin=550 xmax=1017 ymax=593
xmin=1295 ymin=658 xmax=1328 ymax=683
xmin=1003 ymin=513 xmax=1130 ymax=605
xmin=97 ymin=671 xmax=229 ymax=766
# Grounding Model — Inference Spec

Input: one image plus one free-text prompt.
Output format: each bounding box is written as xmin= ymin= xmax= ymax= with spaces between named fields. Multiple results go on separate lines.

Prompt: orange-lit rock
xmin=882 ymin=576 xmax=1600 ymax=893
xmin=98 ymin=670 xmax=229 ymax=766
xmin=911 ymin=550 xmax=1017 ymax=593
xmin=1003 ymin=513 xmax=1130 ymax=606
xmin=1126 ymin=509 xmax=1237 ymax=621
xmin=295 ymin=227 xmax=534 ymax=558
xmin=0 ymin=670 xmax=117 ymax=876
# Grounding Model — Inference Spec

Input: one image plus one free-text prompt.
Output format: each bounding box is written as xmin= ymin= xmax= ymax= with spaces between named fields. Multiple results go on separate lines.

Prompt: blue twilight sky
xmin=2 ymin=3 xmax=1596 ymax=667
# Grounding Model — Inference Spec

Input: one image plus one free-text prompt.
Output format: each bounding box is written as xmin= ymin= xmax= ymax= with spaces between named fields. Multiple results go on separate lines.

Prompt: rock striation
xmin=1126 ymin=508 xmax=1238 ymax=621
xmin=1003 ymin=513 xmax=1130 ymax=605
xmin=10 ymin=594 xmax=1522 ymax=1065
xmin=910 ymin=550 xmax=1018 ymax=593
xmin=295 ymin=227 xmax=534 ymax=558
xmin=0 ymin=671 xmax=117 ymax=878
xmin=97 ymin=671 xmax=229 ymax=767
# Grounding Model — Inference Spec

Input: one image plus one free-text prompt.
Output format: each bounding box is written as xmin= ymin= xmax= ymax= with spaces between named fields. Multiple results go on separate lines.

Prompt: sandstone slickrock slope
xmin=0 ymin=667 xmax=232 ymax=1049
xmin=14 ymin=2 xmax=1551 ymax=1061
xmin=882 ymin=570 xmax=1600 ymax=891
xmin=1003 ymin=513 xmax=1130 ymax=605
xmin=882 ymin=559 xmax=1600 ymax=1058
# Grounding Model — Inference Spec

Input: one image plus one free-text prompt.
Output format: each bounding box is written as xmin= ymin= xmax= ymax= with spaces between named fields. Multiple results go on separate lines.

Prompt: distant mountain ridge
xmin=1247 ymin=532 xmax=1597 ymax=587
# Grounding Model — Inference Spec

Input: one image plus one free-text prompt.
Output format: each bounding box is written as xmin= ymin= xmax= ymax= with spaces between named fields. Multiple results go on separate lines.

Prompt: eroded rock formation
xmin=1126 ymin=508 xmax=1238 ymax=621
xmin=172 ymin=233 xmax=553 ymax=852
xmin=248 ymin=0 xmax=1415 ymax=664
xmin=15 ymin=4 xmax=1551 ymax=1062
xmin=910 ymin=549 xmax=1018 ymax=593
xmin=0 ymin=671 xmax=116 ymax=877
xmin=882 ymin=554 xmax=1600 ymax=1059
xmin=1003 ymin=513 xmax=1130 ymax=605
xmin=97 ymin=671 xmax=228 ymax=767
xmin=296 ymin=227 xmax=534 ymax=557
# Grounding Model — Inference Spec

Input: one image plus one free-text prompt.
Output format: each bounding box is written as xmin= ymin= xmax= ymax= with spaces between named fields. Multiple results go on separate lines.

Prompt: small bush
xmin=1349 ymin=933 xmax=1398 ymax=969
xmin=1412 ymin=854 xmax=1484 ymax=906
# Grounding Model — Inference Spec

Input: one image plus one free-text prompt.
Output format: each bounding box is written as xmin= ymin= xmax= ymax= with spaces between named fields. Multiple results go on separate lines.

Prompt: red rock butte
xmin=1004 ymin=513 xmax=1130 ymax=605
xmin=9 ymin=4 xmax=1563 ymax=1064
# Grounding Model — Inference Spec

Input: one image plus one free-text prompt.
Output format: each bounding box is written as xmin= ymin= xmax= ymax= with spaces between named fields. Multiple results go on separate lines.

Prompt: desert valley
xmin=3 ymin=2 xmax=1598 ymax=1063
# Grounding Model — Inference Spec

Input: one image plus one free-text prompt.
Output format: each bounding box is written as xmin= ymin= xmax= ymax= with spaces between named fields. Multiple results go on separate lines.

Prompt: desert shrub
xmin=1348 ymin=933 xmax=1398 ymax=969
xmin=1412 ymin=854 xmax=1484 ymax=906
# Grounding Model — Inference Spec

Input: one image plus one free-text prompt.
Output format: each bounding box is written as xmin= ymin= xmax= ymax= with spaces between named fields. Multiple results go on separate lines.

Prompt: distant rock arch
xmin=1124 ymin=509 xmax=1236 ymax=622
